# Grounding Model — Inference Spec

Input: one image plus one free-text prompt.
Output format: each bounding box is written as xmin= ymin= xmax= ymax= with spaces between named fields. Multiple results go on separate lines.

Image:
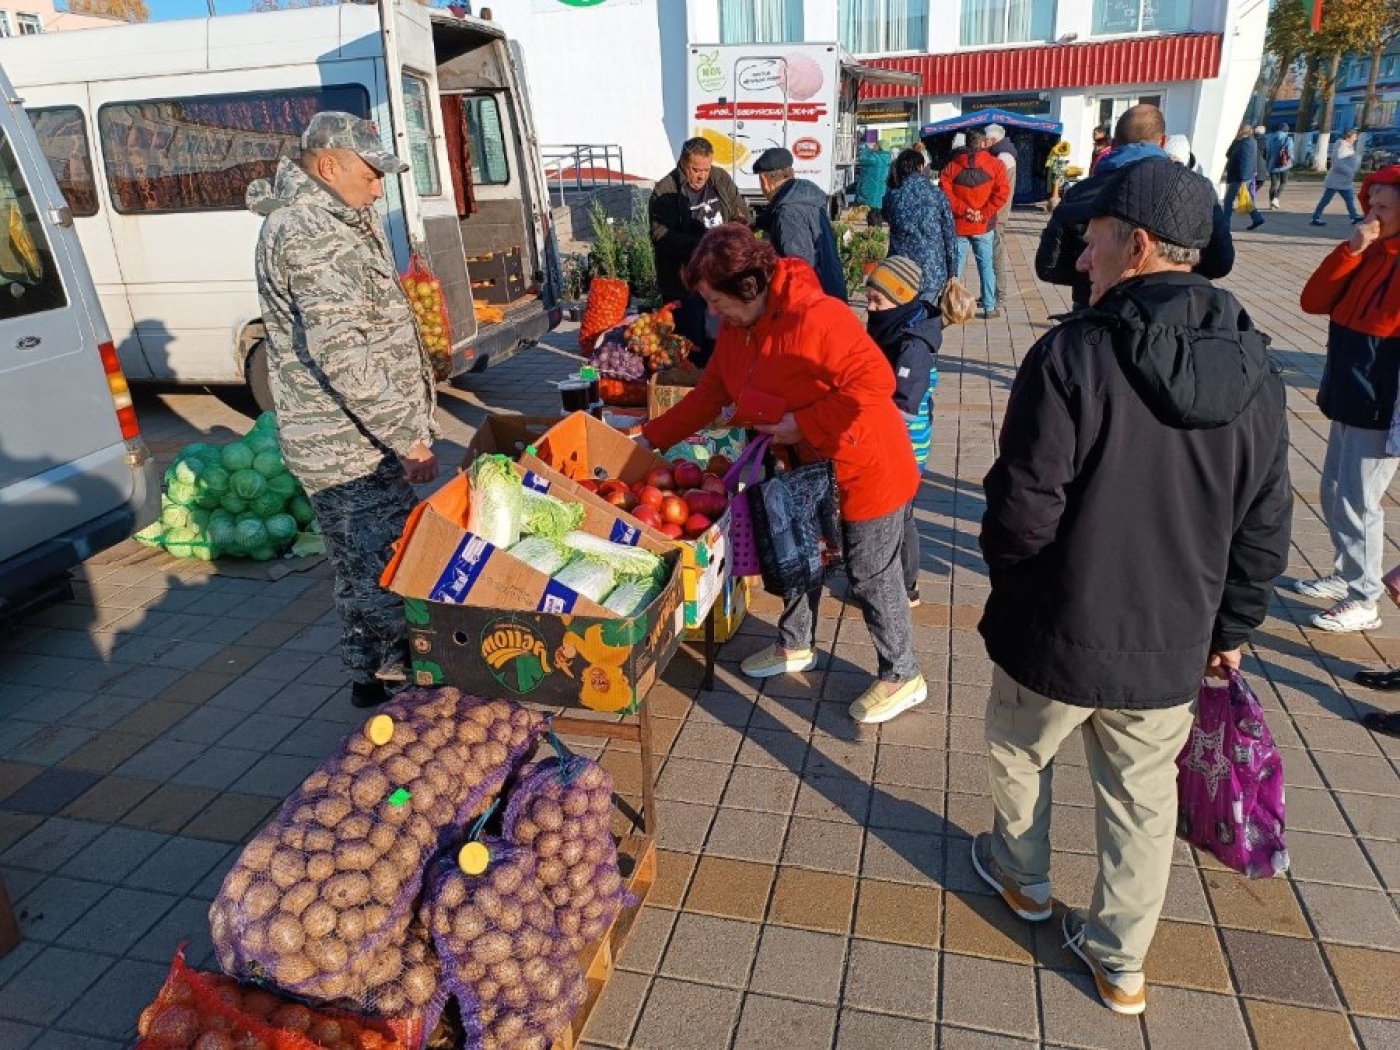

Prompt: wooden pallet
xmin=552 ymin=833 xmax=656 ymax=1050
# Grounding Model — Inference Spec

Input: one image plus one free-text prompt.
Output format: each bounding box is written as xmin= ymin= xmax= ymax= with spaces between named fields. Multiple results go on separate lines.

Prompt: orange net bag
xmin=578 ymin=276 xmax=629 ymax=355
xmin=402 ymin=254 xmax=453 ymax=383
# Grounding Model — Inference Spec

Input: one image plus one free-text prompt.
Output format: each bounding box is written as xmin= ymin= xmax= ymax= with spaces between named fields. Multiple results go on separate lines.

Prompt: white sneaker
xmin=1270 ymin=198 xmax=1280 ymax=210
xmin=1312 ymin=599 xmax=1382 ymax=633
xmin=1293 ymin=574 xmax=1349 ymax=601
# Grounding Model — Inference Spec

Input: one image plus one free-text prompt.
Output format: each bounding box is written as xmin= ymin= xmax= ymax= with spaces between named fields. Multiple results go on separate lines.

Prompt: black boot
xmin=351 ymin=680 xmax=388 ymax=708
xmin=1353 ymin=668 xmax=1400 ymax=691
xmin=1361 ymin=711 xmax=1400 ymax=738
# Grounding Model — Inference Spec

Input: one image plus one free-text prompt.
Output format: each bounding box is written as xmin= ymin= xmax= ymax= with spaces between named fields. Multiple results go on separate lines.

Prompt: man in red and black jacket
xmin=940 ymin=128 xmax=1010 ymax=319
xmin=1294 ymin=166 xmax=1400 ymax=635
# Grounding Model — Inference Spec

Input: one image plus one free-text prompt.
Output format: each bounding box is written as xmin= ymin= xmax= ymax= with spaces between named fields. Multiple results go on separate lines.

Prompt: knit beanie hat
xmin=1360 ymin=164 xmax=1400 ymax=215
xmin=865 ymin=256 xmax=922 ymax=305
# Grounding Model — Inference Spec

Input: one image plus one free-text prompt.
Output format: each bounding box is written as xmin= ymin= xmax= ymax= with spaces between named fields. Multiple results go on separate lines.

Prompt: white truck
xmin=686 ymin=42 xmax=919 ymax=210
xmin=0 ymin=1 xmax=561 ymax=410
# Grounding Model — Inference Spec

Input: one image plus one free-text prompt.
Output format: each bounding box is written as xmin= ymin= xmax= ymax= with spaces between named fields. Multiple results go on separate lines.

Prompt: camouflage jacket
xmin=249 ymin=157 xmax=438 ymax=495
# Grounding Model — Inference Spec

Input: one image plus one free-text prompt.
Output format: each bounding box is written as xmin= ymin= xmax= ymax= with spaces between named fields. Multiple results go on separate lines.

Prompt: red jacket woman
xmin=641 ymin=224 xmax=925 ymax=725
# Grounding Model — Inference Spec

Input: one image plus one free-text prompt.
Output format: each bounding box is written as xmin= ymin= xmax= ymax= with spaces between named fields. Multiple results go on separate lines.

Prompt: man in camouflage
xmin=249 ymin=111 xmax=439 ymax=708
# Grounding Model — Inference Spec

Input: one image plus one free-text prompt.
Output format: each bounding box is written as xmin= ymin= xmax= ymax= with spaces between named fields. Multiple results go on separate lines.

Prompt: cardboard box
xmin=382 ymin=460 xmax=684 ymax=715
xmin=462 ymin=415 xmax=557 ymax=471
xmin=526 ymin=411 xmax=733 ymax=628
xmin=467 ymin=247 xmax=527 ymax=305
xmin=682 ymin=573 xmax=749 ymax=644
xmin=647 ymin=364 xmax=711 ymax=424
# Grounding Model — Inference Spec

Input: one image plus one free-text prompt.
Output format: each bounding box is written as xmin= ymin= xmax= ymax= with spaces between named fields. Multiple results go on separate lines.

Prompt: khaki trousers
xmin=984 ymin=666 xmax=1196 ymax=972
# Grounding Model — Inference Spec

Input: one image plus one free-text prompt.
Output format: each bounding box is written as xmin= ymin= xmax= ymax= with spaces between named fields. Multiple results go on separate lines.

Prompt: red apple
xmin=672 ymin=460 xmax=703 ymax=490
xmin=685 ymin=490 xmax=727 ymax=518
xmin=598 ymin=479 xmax=628 ymax=498
xmin=708 ymin=454 xmax=733 ymax=475
xmin=603 ymin=488 xmax=637 ymax=512
xmin=578 ymin=479 xmax=599 ymax=493
xmin=638 ymin=485 xmax=665 ymax=509
xmin=632 ymin=504 xmax=663 ymax=529
xmin=660 ymin=494 xmax=689 ymax=525
xmin=700 ymin=474 xmax=728 ymax=495
xmin=645 ymin=466 xmax=675 ymax=491
xmin=658 ymin=522 xmax=684 ymax=539
xmin=684 ymin=513 xmax=712 ymax=538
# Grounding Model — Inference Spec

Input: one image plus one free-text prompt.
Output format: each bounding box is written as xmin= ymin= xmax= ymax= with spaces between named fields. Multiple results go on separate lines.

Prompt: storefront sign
xmin=962 ymin=93 xmax=1051 ymax=116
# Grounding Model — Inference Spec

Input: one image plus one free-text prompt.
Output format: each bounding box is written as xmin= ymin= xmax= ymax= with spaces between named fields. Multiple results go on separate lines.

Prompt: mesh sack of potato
xmin=210 ymin=689 xmax=543 ymax=1016
xmin=135 ymin=947 xmax=410 ymax=1050
xmin=502 ymin=752 xmax=632 ymax=952
xmin=423 ymin=840 xmax=586 ymax=1050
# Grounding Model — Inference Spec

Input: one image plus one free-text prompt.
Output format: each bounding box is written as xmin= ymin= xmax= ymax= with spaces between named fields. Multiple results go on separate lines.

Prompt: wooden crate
xmin=467 ymin=248 xmax=527 ymax=305
xmin=552 ymin=834 xmax=656 ymax=1050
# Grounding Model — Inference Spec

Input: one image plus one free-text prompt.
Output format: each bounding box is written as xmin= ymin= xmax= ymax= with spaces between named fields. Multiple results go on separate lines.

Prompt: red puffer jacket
xmin=642 ymin=259 xmax=919 ymax=522
xmin=940 ymin=148 xmax=1011 ymax=237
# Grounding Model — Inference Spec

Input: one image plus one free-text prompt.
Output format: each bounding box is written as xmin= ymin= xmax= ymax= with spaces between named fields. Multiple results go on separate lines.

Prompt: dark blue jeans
xmin=1312 ymin=187 xmax=1361 ymax=222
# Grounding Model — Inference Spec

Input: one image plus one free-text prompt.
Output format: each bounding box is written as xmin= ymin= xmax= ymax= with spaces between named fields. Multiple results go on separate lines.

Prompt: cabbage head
xmin=189 ymin=507 xmax=211 ymax=532
xmin=220 ymin=442 xmax=255 ymax=472
xmin=245 ymin=432 xmax=281 ymax=457
xmin=250 ymin=491 xmax=285 ymax=519
xmin=230 ymin=469 xmax=266 ymax=501
xmin=194 ymin=488 xmax=222 ymax=510
xmin=264 ymin=513 xmax=298 ymax=547
xmin=166 ymin=479 xmax=198 ymax=507
xmin=234 ymin=518 xmax=269 ymax=552
xmin=289 ymin=496 xmax=315 ymax=526
xmin=208 ymin=516 xmax=237 ymax=551
xmin=163 ymin=526 xmax=197 ymax=559
xmin=248 ymin=545 xmax=277 ymax=562
xmin=220 ymin=493 xmax=249 ymax=515
xmin=252 ymin=450 xmax=285 ymax=477
xmin=173 ymin=458 xmax=204 ymax=486
xmin=198 ymin=465 xmax=230 ymax=496
xmin=161 ymin=503 xmax=192 ymax=530
xmin=182 ymin=442 xmax=219 ymax=463
xmin=266 ymin=472 xmax=299 ymax=500
xmin=254 ymin=411 xmax=278 ymax=432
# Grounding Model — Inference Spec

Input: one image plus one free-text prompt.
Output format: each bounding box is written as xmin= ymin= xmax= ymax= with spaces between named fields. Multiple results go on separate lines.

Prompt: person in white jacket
xmin=1311 ymin=128 xmax=1363 ymax=226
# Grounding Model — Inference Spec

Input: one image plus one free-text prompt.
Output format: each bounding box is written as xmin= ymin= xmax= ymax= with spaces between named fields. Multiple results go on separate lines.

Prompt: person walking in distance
xmin=976 ymin=157 xmax=1291 ymax=1015
xmin=249 ymin=112 xmax=440 ymax=709
xmin=1266 ymin=123 xmax=1293 ymax=209
xmin=752 ymin=147 xmax=848 ymax=300
xmin=986 ymin=123 xmax=1018 ymax=310
xmin=1224 ymin=122 xmax=1265 ymax=230
xmin=1310 ymin=128 xmax=1364 ymax=226
xmin=940 ymin=128 xmax=1010 ymax=319
xmin=1293 ymin=166 xmax=1400 ymax=632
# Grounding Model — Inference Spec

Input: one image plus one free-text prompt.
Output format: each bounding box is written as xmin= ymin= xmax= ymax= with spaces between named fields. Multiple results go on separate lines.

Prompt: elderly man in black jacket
xmin=648 ymin=138 xmax=751 ymax=305
xmin=975 ymin=158 xmax=1290 ymax=1016
xmin=753 ymin=147 xmax=848 ymax=300
xmin=1037 ymin=105 xmax=1235 ymax=309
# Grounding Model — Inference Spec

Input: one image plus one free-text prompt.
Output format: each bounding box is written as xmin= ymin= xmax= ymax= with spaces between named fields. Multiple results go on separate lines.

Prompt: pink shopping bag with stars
xmin=1175 ymin=670 xmax=1290 ymax=879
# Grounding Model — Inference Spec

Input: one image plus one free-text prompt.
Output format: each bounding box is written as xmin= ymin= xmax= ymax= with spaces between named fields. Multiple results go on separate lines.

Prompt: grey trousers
xmin=1320 ymin=421 xmax=1398 ymax=605
xmin=991 ymin=199 xmax=1013 ymax=304
xmin=308 ymin=459 xmax=418 ymax=684
xmin=985 ymin=667 xmax=1196 ymax=972
xmin=778 ymin=507 xmax=920 ymax=681
xmin=902 ymin=500 xmax=920 ymax=598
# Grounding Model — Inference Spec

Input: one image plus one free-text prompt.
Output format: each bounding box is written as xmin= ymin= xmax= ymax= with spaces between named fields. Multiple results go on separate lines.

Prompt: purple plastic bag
xmin=722 ymin=435 xmax=770 ymax=578
xmin=1176 ymin=671 xmax=1289 ymax=879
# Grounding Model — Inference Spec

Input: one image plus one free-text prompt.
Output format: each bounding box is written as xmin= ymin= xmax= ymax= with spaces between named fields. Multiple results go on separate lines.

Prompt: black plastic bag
xmin=748 ymin=458 xmax=842 ymax=600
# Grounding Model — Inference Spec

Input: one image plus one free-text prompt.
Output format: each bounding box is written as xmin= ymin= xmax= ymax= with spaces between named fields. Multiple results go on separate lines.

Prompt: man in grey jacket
xmin=249 ymin=112 xmax=438 ymax=708
xmin=753 ymin=147 xmax=848 ymax=299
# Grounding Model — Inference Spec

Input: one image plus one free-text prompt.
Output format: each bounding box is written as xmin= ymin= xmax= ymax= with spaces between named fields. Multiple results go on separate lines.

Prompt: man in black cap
xmin=975 ymin=157 xmax=1290 ymax=1016
xmin=752 ymin=147 xmax=847 ymax=299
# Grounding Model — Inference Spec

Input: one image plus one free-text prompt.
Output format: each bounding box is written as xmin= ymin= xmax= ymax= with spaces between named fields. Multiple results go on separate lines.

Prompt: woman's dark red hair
xmin=682 ymin=222 xmax=778 ymax=302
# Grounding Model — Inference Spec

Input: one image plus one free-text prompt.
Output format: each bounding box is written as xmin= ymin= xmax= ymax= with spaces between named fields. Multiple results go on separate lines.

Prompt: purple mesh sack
xmin=503 ymin=752 xmax=634 ymax=952
xmin=209 ymin=689 xmax=543 ymax=1017
xmin=1176 ymin=671 xmax=1289 ymax=879
xmin=423 ymin=841 xmax=586 ymax=1050
xmin=722 ymin=435 xmax=770 ymax=578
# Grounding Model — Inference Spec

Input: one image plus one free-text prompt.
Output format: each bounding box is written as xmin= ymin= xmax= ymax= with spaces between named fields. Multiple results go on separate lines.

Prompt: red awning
xmin=859 ymin=33 xmax=1222 ymax=100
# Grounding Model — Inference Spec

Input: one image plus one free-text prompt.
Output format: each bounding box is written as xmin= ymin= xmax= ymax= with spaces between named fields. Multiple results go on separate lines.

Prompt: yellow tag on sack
xmin=366 ymin=714 xmax=395 ymax=746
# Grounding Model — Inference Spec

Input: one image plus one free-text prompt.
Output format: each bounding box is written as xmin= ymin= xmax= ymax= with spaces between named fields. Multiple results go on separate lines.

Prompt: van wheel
xmin=245 ymin=339 xmax=275 ymax=415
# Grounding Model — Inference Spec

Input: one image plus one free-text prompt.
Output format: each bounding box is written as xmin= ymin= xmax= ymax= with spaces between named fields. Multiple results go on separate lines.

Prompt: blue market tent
xmin=920 ymin=108 xmax=1064 ymax=205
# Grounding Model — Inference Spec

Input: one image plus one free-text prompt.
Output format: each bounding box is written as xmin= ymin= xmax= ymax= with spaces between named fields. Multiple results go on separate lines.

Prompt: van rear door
xmin=0 ymin=75 xmax=133 ymax=564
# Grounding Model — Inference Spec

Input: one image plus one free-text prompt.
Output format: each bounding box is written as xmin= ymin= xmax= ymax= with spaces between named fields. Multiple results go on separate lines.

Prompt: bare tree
xmin=67 ymin=0 xmax=149 ymax=20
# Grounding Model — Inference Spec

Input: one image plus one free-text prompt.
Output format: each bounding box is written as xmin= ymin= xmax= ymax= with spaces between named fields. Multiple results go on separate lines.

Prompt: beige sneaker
xmin=740 ymin=644 xmax=817 ymax=679
xmin=849 ymin=675 xmax=927 ymax=724
xmin=971 ymin=833 xmax=1052 ymax=921
xmin=1062 ymin=910 xmax=1146 ymax=1015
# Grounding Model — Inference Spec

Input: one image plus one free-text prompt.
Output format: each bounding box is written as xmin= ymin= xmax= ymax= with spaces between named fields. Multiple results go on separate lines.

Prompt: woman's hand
xmin=1350 ymin=213 xmax=1381 ymax=256
xmin=754 ymin=412 xmax=802 ymax=445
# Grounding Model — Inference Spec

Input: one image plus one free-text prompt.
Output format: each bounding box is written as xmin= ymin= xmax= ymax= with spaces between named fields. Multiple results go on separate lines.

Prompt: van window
xmin=465 ymin=94 xmax=510 ymax=186
xmin=402 ymin=73 xmax=440 ymax=197
xmin=96 ymin=85 xmax=371 ymax=214
xmin=0 ymin=130 xmax=67 ymax=318
xmin=28 ymin=107 xmax=99 ymax=218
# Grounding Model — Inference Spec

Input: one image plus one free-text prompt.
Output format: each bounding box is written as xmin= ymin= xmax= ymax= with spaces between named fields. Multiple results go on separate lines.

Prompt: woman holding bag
xmin=638 ymin=223 xmax=926 ymax=725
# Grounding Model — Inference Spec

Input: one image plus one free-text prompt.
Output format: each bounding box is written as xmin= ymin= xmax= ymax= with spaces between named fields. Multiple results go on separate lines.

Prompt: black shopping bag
xmin=747 ymin=457 xmax=842 ymax=600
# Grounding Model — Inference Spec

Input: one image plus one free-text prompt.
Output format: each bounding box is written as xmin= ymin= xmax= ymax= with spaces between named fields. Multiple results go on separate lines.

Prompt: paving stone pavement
xmin=1 ymin=197 xmax=1398 ymax=1049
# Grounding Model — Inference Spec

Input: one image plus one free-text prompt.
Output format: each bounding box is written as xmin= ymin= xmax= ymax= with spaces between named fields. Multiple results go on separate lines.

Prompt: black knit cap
xmin=753 ymin=147 xmax=794 ymax=173
xmin=1055 ymin=157 xmax=1216 ymax=249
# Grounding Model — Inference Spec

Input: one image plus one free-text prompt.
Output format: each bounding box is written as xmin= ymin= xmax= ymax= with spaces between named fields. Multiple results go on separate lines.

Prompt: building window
xmin=840 ymin=0 xmax=928 ymax=54
xmin=960 ymin=0 xmax=1056 ymax=47
xmin=96 ymin=85 xmax=370 ymax=214
xmin=0 ymin=13 xmax=12 ymax=36
xmin=27 ymin=106 xmax=99 ymax=217
xmin=1092 ymin=0 xmax=1188 ymax=35
xmin=719 ymin=0 xmax=802 ymax=44
xmin=16 ymin=13 xmax=41 ymax=34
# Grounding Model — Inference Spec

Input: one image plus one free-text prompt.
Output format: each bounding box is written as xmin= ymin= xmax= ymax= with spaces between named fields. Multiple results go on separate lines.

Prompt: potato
xmin=315 ymin=796 xmax=351 ymax=827
xmin=243 ymin=881 xmax=279 ymax=922
xmin=452 ymin=907 xmax=486 ymax=942
xmin=502 ymin=983 xmax=531 ymax=1011
xmin=267 ymin=913 xmax=306 ymax=955
xmin=374 ymin=984 xmax=407 ymax=1018
xmin=535 ymin=831 xmax=562 ymax=859
xmin=335 ymin=840 xmax=378 ymax=873
xmin=307 ymin=936 xmax=350 ymax=974
xmin=323 ymin=872 xmax=371 ymax=909
xmin=472 ymin=930 xmax=513 ymax=965
xmin=273 ymin=953 xmax=317 ymax=987
xmin=369 ymin=860 xmax=401 ymax=906
xmin=402 ymin=962 xmax=437 ymax=1006
xmin=302 ymin=900 xmax=337 ymax=940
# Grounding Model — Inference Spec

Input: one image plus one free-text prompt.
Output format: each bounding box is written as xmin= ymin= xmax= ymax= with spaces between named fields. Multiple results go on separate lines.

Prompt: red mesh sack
xmin=134 ymin=947 xmax=410 ymax=1050
xmin=503 ymin=751 xmax=633 ymax=951
xmin=578 ymin=276 xmax=629 ymax=355
xmin=210 ymin=690 xmax=543 ymax=1018
xmin=402 ymin=254 xmax=453 ymax=382
xmin=423 ymin=840 xmax=586 ymax=1050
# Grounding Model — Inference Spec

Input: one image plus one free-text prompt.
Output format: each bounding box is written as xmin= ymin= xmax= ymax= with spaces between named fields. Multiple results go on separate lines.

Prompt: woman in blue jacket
xmin=882 ymin=149 xmax=959 ymax=299
xmin=1224 ymin=122 xmax=1265 ymax=230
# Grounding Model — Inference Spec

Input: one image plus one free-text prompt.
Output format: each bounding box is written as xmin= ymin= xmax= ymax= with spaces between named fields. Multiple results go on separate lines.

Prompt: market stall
xmin=919 ymin=107 xmax=1064 ymax=205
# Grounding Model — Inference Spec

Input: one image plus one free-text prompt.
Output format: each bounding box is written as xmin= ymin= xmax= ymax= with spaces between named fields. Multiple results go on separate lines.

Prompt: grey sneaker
xmin=971 ymin=833 xmax=1052 ymax=921
xmin=1062 ymin=910 xmax=1146 ymax=1015
xmin=1292 ymin=574 xmax=1349 ymax=601
xmin=1311 ymin=599 xmax=1382 ymax=633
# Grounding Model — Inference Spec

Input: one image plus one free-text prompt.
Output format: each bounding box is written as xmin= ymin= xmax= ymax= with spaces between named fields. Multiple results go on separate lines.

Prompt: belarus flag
xmin=1304 ymin=0 xmax=1324 ymax=31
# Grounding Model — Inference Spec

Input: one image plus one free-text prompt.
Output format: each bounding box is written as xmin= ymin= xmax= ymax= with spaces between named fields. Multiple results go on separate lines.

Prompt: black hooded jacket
xmin=756 ymin=178 xmax=847 ymax=300
xmin=979 ymin=272 xmax=1291 ymax=709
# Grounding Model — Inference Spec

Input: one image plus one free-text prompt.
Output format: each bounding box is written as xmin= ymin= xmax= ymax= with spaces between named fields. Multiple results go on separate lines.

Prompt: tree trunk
xmin=1263 ymin=49 xmax=1296 ymax=126
xmin=1296 ymin=52 xmax=1320 ymax=161
xmin=1313 ymin=50 xmax=1343 ymax=172
xmin=1360 ymin=43 xmax=1385 ymax=131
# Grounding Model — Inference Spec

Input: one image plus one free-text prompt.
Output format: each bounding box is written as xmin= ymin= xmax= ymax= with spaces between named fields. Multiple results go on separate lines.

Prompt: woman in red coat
xmin=640 ymin=223 xmax=925 ymax=724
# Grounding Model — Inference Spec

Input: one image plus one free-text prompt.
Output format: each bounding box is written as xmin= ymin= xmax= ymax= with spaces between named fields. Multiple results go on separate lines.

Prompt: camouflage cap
xmin=301 ymin=111 xmax=409 ymax=175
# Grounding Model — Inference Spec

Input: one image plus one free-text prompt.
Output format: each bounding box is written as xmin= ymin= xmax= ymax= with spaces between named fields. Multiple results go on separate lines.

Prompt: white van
xmin=0 ymin=2 xmax=561 ymax=410
xmin=0 ymin=62 xmax=158 ymax=617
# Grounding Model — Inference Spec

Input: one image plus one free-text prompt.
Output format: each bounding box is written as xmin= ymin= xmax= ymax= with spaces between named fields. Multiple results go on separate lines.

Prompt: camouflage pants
xmin=308 ymin=460 xmax=417 ymax=684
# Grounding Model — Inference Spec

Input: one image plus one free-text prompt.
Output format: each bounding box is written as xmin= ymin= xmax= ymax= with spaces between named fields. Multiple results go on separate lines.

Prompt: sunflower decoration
xmin=1046 ymin=139 xmax=1073 ymax=192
